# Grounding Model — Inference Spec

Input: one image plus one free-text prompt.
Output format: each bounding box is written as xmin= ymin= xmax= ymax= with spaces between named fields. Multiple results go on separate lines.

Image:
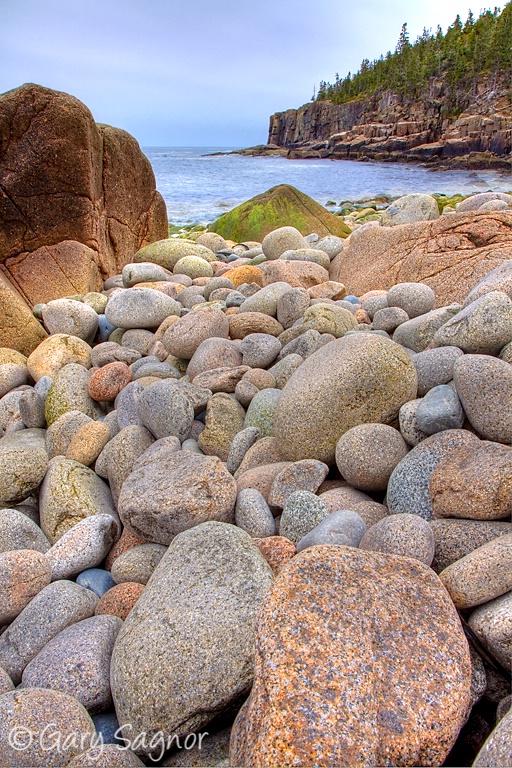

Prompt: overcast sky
xmin=1 ymin=0 xmax=497 ymax=147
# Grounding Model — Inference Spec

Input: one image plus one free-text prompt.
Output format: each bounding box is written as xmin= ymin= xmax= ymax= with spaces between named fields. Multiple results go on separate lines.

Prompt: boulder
xmin=230 ymin=546 xmax=471 ymax=767
xmin=330 ymin=212 xmax=512 ymax=307
xmin=0 ymin=83 xmax=167 ymax=354
xmin=209 ymin=184 xmax=351 ymax=242
xmin=110 ymin=522 xmax=274 ymax=759
xmin=274 ymin=334 xmax=417 ymax=464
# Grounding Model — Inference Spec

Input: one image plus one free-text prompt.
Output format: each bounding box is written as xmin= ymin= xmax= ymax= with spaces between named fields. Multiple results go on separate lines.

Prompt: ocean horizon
xmin=143 ymin=146 xmax=511 ymax=227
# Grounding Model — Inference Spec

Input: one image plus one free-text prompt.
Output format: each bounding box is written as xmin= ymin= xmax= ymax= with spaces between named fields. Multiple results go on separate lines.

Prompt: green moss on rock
xmin=209 ymin=185 xmax=351 ymax=242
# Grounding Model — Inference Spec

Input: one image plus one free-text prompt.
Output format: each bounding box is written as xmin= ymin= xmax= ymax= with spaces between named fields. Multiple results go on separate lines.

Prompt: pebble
xmin=372 ymin=306 xmax=409 ymax=333
xmin=392 ymin=304 xmax=461 ymax=352
xmin=111 ymin=543 xmax=168 ymax=585
xmin=121 ymin=328 xmax=155 ymax=355
xmin=67 ymin=744 xmax=145 ymax=767
xmin=387 ymin=281 xmax=436 ymax=318
xmin=137 ymin=379 xmax=194 ymax=440
xmin=359 ymin=513 xmax=435 ymax=564
xmin=115 ymin=381 xmax=145 ymax=427
xmin=267 ymin=459 xmax=329 ymax=507
xmin=45 ymin=363 xmax=102 ymax=426
xmin=431 ymin=440 xmax=512 ymax=521
xmin=431 ymin=291 xmax=512 ymax=354
xmin=254 ymin=536 xmax=297 ymax=573
xmin=226 ymin=426 xmax=261 ymax=474
xmin=453 ymin=354 xmax=512 ymax=444
xmin=0 ymin=580 xmax=99 ymax=684
xmin=0 ymin=507 xmax=50 ymax=553
xmin=192 ymin=364 xmax=250 ymax=393
xmin=0 ymin=428 xmax=48 ymax=505
xmin=42 ymin=298 xmax=99 ymax=342
xmin=468 ymin=591 xmax=512 ymax=673
xmin=262 ymin=226 xmax=307 ymax=259
xmin=39 ymin=456 xmax=119 ymax=544
xmin=95 ymin=582 xmax=145 ymax=620
xmin=235 ymin=436 xmax=286 ymax=476
xmin=430 ymin=519 xmax=512 ymax=573
xmin=274 ymin=334 xmax=417 ymax=464
xmin=0 ymin=550 xmax=51 ymax=623
xmin=244 ymin=387 xmax=281 ymax=436
xmin=197 ymin=392 xmax=245 ymax=461
xmin=91 ymin=341 xmax=142 ymax=367
xmin=235 ymin=488 xmax=276 ymax=537
xmin=122 ymin=261 xmax=170 ymax=286
xmin=46 ymin=514 xmax=118 ymax=580
xmin=27 ymin=333 xmax=92 ymax=380
xmin=240 ymin=332 xmax=281 ymax=367
xmin=0 ymin=688 xmax=97 ymax=767
xmin=105 ymin=528 xmax=146 ymax=571
xmin=386 ymin=429 xmax=479 ymax=520
xmin=118 ymin=451 xmax=237 ymax=545
xmin=440 ymin=533 xmax=512 ymax=608
xmin=66 ymin=419 xmax=111 ymax=465
xmin=230 ymin=545 xmax=471 ymax=768
xmin=228 ymin=311 xmax=284 ymax=338
xmin=302 ymin=302 xmax=358 ymax=336
xmin=239 ymin=281 xmax=292 ymax=316
xmin=0 ymin=362 xmax=28 ymax=397
xmin=163 ymin=306 xmax=229 ymax=359
xmin=335 ymin=423 xmax=408 ymax=492
xmin=187 ymin=337 xmax=242 ymax=379
xmin=279 ymin=490 xmax=331 ymax=544
xmin=76 ymin=568 xmax=116 ymax=597
xmin=105 ymin=287 xmax=180 ymax=329
xmin=21 ymin=615 xmax=122 ymax=713
xmin=296 ymin=509 xmax=366 ymax=551
xmin=18 ymin=387 xmax=46 ymax=428
xmin=398 ymin=397 xmax=429 ymax=446
xmin=415 ymin=383 xmax=465 ymax=434
xmin=88 ymin=361 xmax=132 ymax=401
xmin=413 ymin=346 xmax=464 ymax=396
xmin=276 ymin=287 xmax=310 ymax=328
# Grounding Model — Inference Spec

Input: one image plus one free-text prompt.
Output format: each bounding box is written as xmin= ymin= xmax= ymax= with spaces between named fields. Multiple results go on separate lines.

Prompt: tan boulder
xmin=0 ymin=83 xmax=167 ymax=353
xmin=330 ymin=212 xmax=512 ymax=306
xmin=0 ymin=272 xmax=47 ymax=355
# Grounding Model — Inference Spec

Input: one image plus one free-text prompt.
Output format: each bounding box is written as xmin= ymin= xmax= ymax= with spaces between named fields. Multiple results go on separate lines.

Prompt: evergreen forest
xmin=315 ymin=3 xmax=512 ymax=106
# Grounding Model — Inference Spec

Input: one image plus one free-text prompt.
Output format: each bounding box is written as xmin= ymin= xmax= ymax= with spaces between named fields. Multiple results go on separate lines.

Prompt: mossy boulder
xmin=209 ymin=185 xmax=351 ymax=242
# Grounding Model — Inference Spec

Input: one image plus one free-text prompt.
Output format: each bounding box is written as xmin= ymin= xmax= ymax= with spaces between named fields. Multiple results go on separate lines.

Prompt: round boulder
xmin=274 ymin=334 xmax=417 ymax=464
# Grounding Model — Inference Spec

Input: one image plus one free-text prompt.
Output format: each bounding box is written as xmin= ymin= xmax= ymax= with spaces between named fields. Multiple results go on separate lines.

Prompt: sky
xmin=1 ymin=0 xmax=501 ymax=147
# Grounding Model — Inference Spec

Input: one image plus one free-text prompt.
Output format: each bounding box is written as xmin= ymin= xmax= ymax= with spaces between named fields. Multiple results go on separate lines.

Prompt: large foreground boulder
xmin=111 ymin=522 xmax=274 ymax=759
xmin=209 ymin=184 xmax=351 ymax=242
xmin=0 ymin=83 xmax=168 ymax=353
xmin=230 ymin=546 xmax=472 ymax=767
xmin=330 ymin=211 xmax=512 ymax=306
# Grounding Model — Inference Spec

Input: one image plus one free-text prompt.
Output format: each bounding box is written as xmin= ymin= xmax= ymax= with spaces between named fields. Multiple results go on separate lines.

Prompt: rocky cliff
xmin=262 ymin=74 xmax=511 ymax=170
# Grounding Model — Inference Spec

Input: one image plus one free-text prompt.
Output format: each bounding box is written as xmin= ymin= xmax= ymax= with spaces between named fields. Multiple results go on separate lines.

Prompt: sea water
xmin=144 ymin=147 xmax=511 ymax=226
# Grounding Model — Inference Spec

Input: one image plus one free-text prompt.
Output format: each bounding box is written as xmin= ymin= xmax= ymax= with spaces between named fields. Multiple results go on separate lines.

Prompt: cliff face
xmin=266 ymin=75 xmax=511 ymax=168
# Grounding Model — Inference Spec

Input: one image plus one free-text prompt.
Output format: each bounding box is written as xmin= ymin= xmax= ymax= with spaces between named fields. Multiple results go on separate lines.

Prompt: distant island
xmin=239 ymin=5 xmax=512 ymax=170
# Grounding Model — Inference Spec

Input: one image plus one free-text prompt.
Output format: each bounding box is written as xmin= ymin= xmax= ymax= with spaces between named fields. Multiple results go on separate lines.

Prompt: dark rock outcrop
xmin=0 ymin=83 xmax=168 ymax=353
xmin=261 ymin=74 xmax=511 ymax=169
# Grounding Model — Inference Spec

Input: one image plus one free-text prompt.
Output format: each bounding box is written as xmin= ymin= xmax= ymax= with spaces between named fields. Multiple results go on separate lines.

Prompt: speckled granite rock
xmin=118 ymin=451 xmax=237 ymax=545
xmin=110 ymin=522 xmax=274 ymax=760
xmin=274 ymin=334 xmax=417 ymax=464
xmin=360 ymin=513 xmax=435 ymax=564
xmin=453 ymin=354 xmax=512 ymax=444
xmin=67 ymin=744 xmax=145 ymax=767
xmin=473 ymin=706 xmax=512 ymax=768
xmin=468 ymin=591 xmax=512 ymax=673
xmin=0 ymin=428 xmax=48 ymax=505
xmin=254 ymin=536 xmax=297 ymax=574
xmin=335 ymin=423 xmax=408 ymax=492
xmin=21 ymin=615 xmax=122 ymax=713
xmin=162 ymin=726 xmax=231 ymax=767
xmin=39 ymin=457 xmax=119 ymax=544
xmin=0 ymin=688 xmax=96 ymax=767
xmin=386 ymin=429 xmax=479 ymax=520
xmin=0 ymin=580 xmax=98 ymax=684
xmin=230 ymin=546 xmax=471 ymax=768
xmin=0 ymin=549 xmax=52 ymax=624
xmin=440 ymin=533 xmax=512 ymax=608
xmin=268 ymin=459 xmax=329 ymax=508
xmin=431 ymin=441 xmax=512 ymax=521
xmin=430 ymin=519 xmax=512 ymax=573
xmin=197 ymin=392 xmax=245 ymax=461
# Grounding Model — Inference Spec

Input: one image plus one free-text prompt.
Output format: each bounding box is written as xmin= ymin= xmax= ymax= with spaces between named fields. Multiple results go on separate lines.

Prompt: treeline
xmin=316 ymin=4 xmax=512 ymax=105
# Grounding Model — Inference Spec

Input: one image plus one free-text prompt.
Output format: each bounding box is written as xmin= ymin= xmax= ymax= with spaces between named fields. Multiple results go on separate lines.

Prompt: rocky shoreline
xmin=0 ymin=187 xmax=511 ymax=766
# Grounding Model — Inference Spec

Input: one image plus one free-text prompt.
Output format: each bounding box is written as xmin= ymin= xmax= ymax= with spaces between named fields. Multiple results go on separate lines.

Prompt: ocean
xmin=143 ymin=147 xmax=511 ymax=226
